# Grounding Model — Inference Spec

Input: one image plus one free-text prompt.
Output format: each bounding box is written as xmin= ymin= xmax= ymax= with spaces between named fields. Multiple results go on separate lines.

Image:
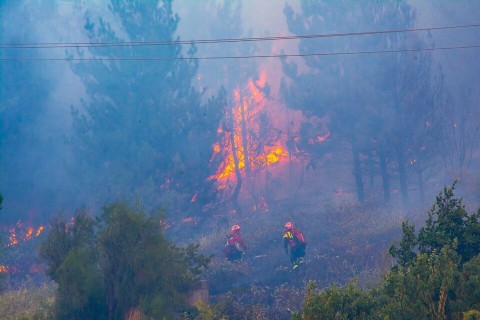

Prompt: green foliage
xmin=464 ymin=310 xmax=480 ymax=320
xmin=383 ymin=246 xmax=460 ymax=319
xmin=299 ymin=280 xmax=381 ymax=320
xmin=293 ymin=184 xmax=480 ymax=320
xmin=418 ymin=181 xmax=480 ymax=263
xmin=39 ymin=208 xmax=96 ymax=282
xmin=195 ymin=300 xmax=227 ymax=320
xmin=38 ymin=209 xmax=105 ymax=320
xmin=385 ymin=182 xmax=480 ymax=318
xmin=391 ymin=181 xmax=480 ymax=268
xmin=455 ymin=255 xmax=480 ymax=313
xmin=39 ymin=202 xmax=210 ymax=319
xmin=295 ymin=253 xmax=480 ymax=319
xmin=389 ymin=221 xmax=416 ymax=269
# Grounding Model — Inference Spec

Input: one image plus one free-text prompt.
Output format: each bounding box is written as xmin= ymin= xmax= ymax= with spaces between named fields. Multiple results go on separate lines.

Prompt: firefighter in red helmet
xmin=283 ymin=221 xmax=307 ymax=270
xmin=224 ymin=224 xmax=247 ymax=261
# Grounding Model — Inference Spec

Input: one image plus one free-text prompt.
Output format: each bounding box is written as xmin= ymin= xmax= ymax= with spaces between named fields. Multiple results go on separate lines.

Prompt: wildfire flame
xmin=4 ymin=221 xmax=45 ymax=248
xmin=1 ymin=221 xmax=46 ymax=274
xmin=210 ymin=70 xmax=289 ymax=184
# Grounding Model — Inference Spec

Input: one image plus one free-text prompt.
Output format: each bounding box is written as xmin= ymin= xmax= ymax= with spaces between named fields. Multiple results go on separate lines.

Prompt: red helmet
xmin=285 ymin=222 xmax=293 ymax=230
xmin=231 ymin=224 xmax=240 ymax=232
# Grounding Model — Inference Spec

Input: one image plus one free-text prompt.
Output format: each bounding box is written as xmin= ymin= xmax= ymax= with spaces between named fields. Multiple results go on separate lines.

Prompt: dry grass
xmin=0 ymin=282 xmax=55 ymax=320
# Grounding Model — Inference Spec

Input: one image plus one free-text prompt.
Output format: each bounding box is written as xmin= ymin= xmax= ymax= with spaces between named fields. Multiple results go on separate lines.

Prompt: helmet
xmin=231 ymin=224 xmax=240 ymax=232
xmin=285 ymin=222 xmax=293 ymax=230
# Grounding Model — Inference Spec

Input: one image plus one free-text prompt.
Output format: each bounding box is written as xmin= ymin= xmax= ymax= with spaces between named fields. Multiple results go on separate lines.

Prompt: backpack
xmin=292 ymin=229 xmax=307 ymax=248
xmin=224 ymin=235 xmax=242 ymax=255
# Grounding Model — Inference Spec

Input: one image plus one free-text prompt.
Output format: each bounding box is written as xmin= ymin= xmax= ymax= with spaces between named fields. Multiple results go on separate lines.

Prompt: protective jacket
xmin=224 ymin=230 xmax=246 ymax=261
xmin=283 ymin=228 xmax=306 ymax=250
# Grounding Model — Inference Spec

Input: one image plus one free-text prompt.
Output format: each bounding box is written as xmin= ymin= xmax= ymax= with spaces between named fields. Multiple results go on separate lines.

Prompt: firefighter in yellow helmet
xmin=283 ymin=221 xmax=307 ymax=270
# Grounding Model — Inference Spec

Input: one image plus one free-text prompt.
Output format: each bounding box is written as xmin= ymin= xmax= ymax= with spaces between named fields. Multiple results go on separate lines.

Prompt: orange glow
xmin=159 ymin=219 xmax=173 ymax=230
xmin=210 ymin=70 xmax=289 ymax=185
xmin=213 ymin=143 xmax=221 ymax=154
xmin=25 ymin=227 xmax=33 ymax=241
xmin=35 ymin=225 xmax=45 ymax=237
xmin=190 ymin=192 xmax=198 ymax=203
xmin=7 ymin=234 xmax=18 ymax=247
xmin=2 ymin=221 xmax=47 ymax=275
xmin=4 ymin=221 xmax=45 ymax=247
xmin=316 ymin=131 xmax=331 ymax=143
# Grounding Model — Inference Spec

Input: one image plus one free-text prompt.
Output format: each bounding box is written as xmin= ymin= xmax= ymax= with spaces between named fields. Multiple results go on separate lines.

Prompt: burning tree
xmin=210 ymin=71 xmax=289 ymax=213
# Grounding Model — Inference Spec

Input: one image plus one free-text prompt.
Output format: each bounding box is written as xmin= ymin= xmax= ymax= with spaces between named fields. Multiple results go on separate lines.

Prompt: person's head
xmin=231 ymin=224 xmax=240 ymax=232
xmin=285 ymin=221 xmax=294 ymax=230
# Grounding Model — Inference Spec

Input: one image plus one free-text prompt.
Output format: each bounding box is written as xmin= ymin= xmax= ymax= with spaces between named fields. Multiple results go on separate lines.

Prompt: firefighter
xmin=224 ymin=224 xmax=246 ymax=261
xmin=283 ymin=221 xmax=307 ymax=270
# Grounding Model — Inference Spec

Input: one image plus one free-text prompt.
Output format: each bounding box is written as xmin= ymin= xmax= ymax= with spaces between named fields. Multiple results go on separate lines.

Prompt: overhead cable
xmin=1 ymin=44 xmax=479 ymax=61
xmin=1 ymin=23 xmax=480 ymax=49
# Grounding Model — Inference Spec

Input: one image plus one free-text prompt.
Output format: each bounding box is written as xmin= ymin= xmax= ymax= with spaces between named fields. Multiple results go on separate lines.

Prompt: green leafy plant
xmin=39 ymin=202 xmax=210 ymax=319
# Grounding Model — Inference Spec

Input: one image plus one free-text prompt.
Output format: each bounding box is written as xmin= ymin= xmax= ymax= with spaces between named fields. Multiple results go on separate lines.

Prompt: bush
xmin=294 ymin=183 xmax=480 ymax=320
xmin=39 ymin=202 xmax=210 ymax=319
xmin=297 ymin=279 xmax=381 ymax=320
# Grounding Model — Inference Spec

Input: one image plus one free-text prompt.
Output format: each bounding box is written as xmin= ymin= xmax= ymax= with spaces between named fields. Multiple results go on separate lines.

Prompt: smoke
xmin=1 ymin=0 xmax=479 ymax=224
xmin=1 ymin=2 xmax=86 ymax=223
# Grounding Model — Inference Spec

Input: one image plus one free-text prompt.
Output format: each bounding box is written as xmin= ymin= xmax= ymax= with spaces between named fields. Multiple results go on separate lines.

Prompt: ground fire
xmin=1 ymin=221 xmax=45 ymax=275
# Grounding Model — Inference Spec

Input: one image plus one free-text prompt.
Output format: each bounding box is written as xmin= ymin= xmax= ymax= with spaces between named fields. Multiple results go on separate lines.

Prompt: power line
xmin=1 ymin=44 xmax=479 ymax=61
xmin=1 ymin=23 xmax=480 ymax=49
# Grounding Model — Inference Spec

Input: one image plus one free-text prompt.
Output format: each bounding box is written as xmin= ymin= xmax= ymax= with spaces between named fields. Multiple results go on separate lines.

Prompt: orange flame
xmin=25 ymin=227 xmax=33 ymax=241
xmin=316 ymin=131 xmax=331 ymax=143
xmin=4 ymin=221 xmax=45 ymax=247
xmin=190 ymin=192 xmax=198 ymax=203
xmin=35 ymin=225 xmax=44 ymax=237
xmin=210 ymin=70 xmax=289 ymax=184
xmin=2 ymin=221 xmax=46 ymax=275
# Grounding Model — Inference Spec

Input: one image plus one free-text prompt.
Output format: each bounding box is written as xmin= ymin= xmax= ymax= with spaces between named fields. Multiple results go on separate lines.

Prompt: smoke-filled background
xmin=1 ymin=0 xmax=479 ymax=223
xmin=1 ymin=0 xmax=479 ymax=295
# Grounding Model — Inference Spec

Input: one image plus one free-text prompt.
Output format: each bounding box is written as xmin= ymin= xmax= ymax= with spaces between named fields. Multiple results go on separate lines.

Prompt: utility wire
xmin=1 ymin=23 xmax=480 ymax=49
xmin=1 ymin=44 xmax=479 ymax=61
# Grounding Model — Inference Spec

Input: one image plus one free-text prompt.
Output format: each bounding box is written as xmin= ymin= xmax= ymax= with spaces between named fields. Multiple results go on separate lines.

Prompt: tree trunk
xmin=396 ymin=148 xmax=409 ymax=208
xmin=352 ymin=140 xmax=365 ymax=202
xmin=367 ymin=150 xmax=375 ymax=188
xmin=230 ymin=115 xmax=243 ymax=214
xmin=239 ymin=93 xmax=252 ymax=182
xmin=107 ymin=276 xmax=115 ymax=320
xmin=379 ymin=146 xmax=391 ymax=202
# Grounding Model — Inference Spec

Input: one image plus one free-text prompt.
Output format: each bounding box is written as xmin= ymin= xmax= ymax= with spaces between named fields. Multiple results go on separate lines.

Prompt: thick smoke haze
xmin=1 ymin=0 xmax=479 ymax=230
